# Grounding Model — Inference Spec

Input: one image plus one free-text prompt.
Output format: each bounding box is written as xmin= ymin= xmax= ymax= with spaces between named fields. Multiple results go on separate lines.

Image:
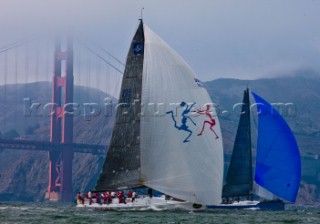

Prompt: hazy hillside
xmin=0 ymin=82 xmax=115 ymax=201
xmin=0 ymin=72 xmax=319 ymax=203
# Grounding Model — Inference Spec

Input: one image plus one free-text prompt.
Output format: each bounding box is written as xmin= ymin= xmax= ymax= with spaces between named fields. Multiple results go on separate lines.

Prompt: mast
xmin=223 ymin=88 xmax=253 ymax=198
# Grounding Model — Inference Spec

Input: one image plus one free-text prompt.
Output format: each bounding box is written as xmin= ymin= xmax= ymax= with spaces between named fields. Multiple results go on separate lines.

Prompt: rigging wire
xmin=75 ymin=41 xmax=81 ymax=89
xmin=35 ymin=41 xmax=40 ymax=84
xmin=113 ymin=68 xmax=121 ymax=99
xmin=107 ymin=68 xmax=110 ymax=99
xmin=14 ymin=47 xmax=18 ymax=131
xmin=4 ymin=51 xmax=8 ymax=131
xmin=97 ymin=59 xmax=101 ymax=105
xmin=75 ymin=39 xmax=124 ymax=75
xmin=78 ymin=36 xmax=124 ymax=67
xmin=24 ymin=42 xmax=30 ymax=132
xmin=87 ymin=50 xmax=91 ymax=103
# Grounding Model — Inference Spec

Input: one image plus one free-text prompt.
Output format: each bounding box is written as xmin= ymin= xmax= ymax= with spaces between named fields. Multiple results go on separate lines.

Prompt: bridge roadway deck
xmin=0 ymin=139 xmax=107 ymax=155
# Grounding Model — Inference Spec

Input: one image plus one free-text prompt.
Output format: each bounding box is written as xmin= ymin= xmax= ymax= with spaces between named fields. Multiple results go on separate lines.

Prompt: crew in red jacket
xmin=118 ymin=191 xmax=124 ymax=203
xmin=76 ymin=192 xmax=84 ymax=205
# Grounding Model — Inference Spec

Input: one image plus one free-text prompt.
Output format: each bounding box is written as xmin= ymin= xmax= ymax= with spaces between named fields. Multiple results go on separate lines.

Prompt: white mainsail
xmin=140 ymin=25 xmax=224 ymax=205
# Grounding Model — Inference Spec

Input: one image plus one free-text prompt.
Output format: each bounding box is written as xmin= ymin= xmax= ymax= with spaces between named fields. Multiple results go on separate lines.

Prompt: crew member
xmin=76 ymin=192 xmax=84 ymax=205
xmin=88 ymin=190 xmax=93 ymax=205
xmin=132 ymin=191 xmax=137 ymax=203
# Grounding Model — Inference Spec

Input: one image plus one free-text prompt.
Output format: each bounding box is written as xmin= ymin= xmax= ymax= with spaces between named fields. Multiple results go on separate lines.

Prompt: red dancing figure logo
xmin=196 ymin=105 xmax=219 ymax=139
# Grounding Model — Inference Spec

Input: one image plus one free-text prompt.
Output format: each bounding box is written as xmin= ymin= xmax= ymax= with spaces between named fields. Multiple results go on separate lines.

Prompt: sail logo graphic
xmin=166 ymin=102 xmax=196 ymax=143
xmin=166 ymin=102 xmax=219 ymax=143
xmin=196 ymin=105 xmax=219 ymax=139
xmin=133 ymin=43 xmax=143 ymax=55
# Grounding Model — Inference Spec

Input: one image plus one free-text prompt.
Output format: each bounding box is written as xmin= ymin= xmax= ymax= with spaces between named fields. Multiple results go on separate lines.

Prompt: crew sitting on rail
xmin=125 ymin=191 xmax=137 ymax=203
xmin=107 ymin=192 xmax=112 ymax=204
xmin=101 ymin=192 xmax=107 ymax=204
xmin=95 ymin=192 xmax=101 ymax=204
xmin=117 ymin=191 xmax=126 ymax=204
xmin=87 ymin=190 xmax=93 ymax=205
xmin=76 ymin=192 xmax=84 ymax=205
xmin=132 ymin=191 xmax=137 ymax=202
xmin=101 ymin=192 xmax=112 ymax=204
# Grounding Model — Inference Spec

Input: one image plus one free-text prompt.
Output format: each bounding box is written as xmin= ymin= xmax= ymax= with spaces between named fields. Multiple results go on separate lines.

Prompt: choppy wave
xmin=0 ymin=202 xmax=320 ymax=224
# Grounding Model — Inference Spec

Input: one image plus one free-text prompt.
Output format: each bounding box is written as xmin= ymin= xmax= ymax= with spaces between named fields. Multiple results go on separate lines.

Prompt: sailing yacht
xmin=207 ymin=88 xmax=301 ymax=210
xmin=77 ymin=20 xmax=224 ymax=210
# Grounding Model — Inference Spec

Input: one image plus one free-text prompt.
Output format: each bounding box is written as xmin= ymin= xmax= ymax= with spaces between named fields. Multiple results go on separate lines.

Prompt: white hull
xmin=207 ymin=200 xmax=260 ymax=210
xmin=207 ymin=200 xmax=285 ymax=210
xmin=76 ymin=195 xmax=205 ymax=211
xmin=222 ymin=200 xmax=260 ymax=207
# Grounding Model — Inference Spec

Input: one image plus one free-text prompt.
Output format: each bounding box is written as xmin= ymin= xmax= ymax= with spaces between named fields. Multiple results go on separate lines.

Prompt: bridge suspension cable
xmin=75 ymin=39 xmax=124 ymax=74
xmin=81 ymin=37 xmax=125 ymax=66
xmin=0 ymin=36 xmax=41 ymax=55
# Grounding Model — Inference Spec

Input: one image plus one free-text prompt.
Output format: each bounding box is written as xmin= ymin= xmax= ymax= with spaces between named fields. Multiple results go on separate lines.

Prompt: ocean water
xmin=0 ymin=202 xmax=320 ymax=224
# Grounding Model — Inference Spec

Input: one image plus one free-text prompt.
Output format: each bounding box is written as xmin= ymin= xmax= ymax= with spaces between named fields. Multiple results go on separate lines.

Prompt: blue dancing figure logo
xmin=166 ymin=102 xmax=196 ymax=143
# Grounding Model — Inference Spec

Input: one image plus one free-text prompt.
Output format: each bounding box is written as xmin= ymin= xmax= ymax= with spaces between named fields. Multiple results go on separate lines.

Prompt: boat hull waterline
xmin=77 ymin=196 xmax=205 ymax=211
xmin=207 ymin=200 xmax=285 ymax=210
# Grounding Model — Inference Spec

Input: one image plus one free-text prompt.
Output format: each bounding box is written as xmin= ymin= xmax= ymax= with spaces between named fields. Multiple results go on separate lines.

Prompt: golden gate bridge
xmin=0 ymin=36 xmax=124 ymax=202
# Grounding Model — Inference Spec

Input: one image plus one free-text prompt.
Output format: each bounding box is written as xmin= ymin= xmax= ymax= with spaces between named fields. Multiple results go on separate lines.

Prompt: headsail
xmin=252 ymin=92 xmax=301 ymax=202
xmin=95 ymin=21 xmax=144 ymax=191
xmin=140 ymin=24 xmax=224 ymax=205
xmin=223 ymin=88 xmax=253 ymax=198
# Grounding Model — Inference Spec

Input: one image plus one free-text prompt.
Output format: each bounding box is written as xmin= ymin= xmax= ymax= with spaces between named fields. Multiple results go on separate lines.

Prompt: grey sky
xmin=1 ymin=0 xmax=320 ymax=83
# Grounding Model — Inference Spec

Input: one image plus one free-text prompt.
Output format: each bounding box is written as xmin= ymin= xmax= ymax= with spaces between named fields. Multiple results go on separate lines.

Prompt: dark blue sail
xmin=223 ymin=88 xmax=253 ymax=198
xmin=252 ymin=92 xmax=301 ymax=202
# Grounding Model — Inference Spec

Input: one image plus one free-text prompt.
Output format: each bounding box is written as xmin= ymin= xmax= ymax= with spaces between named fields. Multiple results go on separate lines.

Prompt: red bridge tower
xmin=45 ymin=39 xmax=74 ymax=202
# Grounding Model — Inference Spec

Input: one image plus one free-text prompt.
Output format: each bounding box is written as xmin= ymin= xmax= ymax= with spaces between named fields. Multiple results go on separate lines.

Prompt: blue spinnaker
xmin=252 ymin=92 xmax=301 ymax=203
